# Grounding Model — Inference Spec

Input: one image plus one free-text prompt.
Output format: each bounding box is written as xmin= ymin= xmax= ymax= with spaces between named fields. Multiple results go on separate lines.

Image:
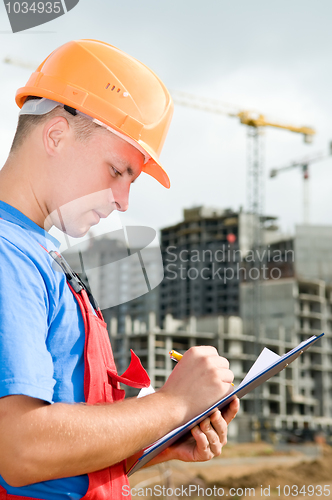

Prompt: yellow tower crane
xmin=171 ymin=91 xmax=315 ymax=226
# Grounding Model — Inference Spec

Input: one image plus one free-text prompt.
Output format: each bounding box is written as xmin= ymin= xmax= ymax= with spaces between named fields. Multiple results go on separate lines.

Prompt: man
xmin=0 ymin=39 xmax=239 ymax=499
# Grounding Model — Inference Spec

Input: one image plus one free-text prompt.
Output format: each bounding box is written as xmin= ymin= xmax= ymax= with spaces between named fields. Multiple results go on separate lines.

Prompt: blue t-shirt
xmin=0 ymin=201 xmax=89 ymax=499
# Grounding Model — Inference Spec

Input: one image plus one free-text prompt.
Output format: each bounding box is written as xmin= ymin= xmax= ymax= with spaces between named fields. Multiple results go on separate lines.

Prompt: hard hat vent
xmin=105 ymin=83 xmax=123 ymax=94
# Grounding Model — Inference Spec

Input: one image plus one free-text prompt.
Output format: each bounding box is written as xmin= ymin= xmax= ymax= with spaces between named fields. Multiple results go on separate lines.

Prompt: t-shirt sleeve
xmin=0 ymin=237 xmax=55 ymax=403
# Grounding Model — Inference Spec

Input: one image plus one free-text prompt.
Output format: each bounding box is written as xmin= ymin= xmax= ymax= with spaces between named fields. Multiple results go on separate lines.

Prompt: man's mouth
xmin=94 ymin=210 xmax=108 ymax=219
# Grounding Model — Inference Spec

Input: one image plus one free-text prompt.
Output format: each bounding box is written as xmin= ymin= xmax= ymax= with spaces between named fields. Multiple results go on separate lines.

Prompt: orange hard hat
xmin=16 ymin=39 xmax=173 ymax=188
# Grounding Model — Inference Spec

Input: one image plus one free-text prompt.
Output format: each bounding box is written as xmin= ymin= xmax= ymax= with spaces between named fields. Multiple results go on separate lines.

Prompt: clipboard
xmin=127 ymin=333 xmax=324 ymax=476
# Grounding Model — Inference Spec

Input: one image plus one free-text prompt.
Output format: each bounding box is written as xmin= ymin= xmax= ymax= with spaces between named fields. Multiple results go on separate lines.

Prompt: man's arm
xmin=0 ymin=346 xmax=235 ymax=487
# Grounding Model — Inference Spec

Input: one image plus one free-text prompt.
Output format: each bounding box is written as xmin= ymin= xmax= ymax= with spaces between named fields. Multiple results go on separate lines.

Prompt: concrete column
xmin=109 ymin=317 xmax=118 ymax=338
xmin=148 ymin=331 xmax=156 ymax=387
xmin=125 ymin=315 xmax=132 ymax=335
xmin=133 ymin=319 xmax=140 ymax=334
xmin=165 ymin=336 xmax=173 ymax=376
xmin=188 ymin=316 xmax=196 ymax=333
xmin=149 ymin=312 xmax=156 ymax=331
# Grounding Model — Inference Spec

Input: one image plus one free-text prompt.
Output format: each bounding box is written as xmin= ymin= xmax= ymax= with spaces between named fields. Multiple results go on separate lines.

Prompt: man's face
xmin=45 ymin=127 xmax=145 ymax=237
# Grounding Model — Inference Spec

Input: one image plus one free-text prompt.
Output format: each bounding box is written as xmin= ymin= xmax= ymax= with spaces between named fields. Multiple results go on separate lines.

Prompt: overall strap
xmin=40 ymin=245 xmax=103 ymax=320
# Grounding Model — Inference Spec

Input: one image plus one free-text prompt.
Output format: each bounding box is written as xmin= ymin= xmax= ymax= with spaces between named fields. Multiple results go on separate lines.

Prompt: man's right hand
xmin=159 ymin=346 xmax=234 ymax=423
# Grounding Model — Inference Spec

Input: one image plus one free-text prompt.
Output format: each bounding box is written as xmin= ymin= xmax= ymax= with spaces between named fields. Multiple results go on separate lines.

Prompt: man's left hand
xmin=170 ymin=398 xmax=239 ymax=462
xmin=138 ymin=397 xmax=239 ymax=469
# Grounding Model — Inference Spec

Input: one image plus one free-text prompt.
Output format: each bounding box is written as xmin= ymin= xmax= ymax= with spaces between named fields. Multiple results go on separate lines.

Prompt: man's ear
xmin=43 ymin=116 xmax=71 ymax=156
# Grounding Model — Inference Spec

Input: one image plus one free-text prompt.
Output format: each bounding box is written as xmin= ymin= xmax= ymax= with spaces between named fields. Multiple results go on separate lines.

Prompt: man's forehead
xmin=93 ymin=118 xmax=149 ymax=165
xmin=105 ymin=133 xmax=145 ymax=169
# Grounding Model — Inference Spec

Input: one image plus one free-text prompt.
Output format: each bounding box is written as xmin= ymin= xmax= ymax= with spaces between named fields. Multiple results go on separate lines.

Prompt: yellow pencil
xmin=169 ymin=350 xmax=235 ymax=386
xmin=169 ymin=350 xmax=183 ymax=362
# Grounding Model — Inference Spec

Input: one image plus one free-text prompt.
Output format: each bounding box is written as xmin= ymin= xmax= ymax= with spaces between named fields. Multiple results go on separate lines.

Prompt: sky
xmin=0 ymin=0 xmax=331 ymax=240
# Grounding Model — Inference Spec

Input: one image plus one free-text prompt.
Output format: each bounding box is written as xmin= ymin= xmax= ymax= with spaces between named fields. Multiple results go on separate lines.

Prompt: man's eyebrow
xmin=125 ymin=165 xmax=138 ymax=183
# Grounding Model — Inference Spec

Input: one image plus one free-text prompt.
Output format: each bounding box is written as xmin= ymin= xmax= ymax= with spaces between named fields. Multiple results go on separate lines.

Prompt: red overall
xmin=0 ymin=261 xmax=150 ymax=500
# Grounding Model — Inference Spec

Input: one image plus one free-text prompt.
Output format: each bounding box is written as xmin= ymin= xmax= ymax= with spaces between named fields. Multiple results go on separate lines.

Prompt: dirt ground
xmin=129 ymin=442 xmax=332 ymax=499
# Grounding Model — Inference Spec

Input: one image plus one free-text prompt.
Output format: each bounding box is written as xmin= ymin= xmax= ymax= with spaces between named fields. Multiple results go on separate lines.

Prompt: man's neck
xmin=0 ymin=153 xmax=49 ymax=230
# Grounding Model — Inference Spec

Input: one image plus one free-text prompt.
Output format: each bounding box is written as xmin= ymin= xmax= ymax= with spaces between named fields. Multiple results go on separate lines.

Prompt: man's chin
xmin=46 ymin=210 xmax=99 ymax=238
xmin=63 ymin=225 xmax=91 ymax=239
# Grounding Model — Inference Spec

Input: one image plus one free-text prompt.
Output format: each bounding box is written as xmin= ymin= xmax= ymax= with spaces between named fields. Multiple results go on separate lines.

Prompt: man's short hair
xmin=10 ymin=97 xmax=103 ymax=154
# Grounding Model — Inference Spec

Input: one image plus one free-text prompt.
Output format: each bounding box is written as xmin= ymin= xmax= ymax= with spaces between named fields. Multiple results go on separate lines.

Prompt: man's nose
xmin=114 ymin=186 xmax=129 ymax=212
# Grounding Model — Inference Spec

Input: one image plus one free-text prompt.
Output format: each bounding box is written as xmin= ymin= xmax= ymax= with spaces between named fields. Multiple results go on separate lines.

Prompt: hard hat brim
xmin=139 ymin=142 xmax=170 ymax=189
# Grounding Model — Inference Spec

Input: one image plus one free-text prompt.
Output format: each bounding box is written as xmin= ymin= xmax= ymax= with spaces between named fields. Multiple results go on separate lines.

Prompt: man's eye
xmin=111 ymin=167 xmax=121 ymax=176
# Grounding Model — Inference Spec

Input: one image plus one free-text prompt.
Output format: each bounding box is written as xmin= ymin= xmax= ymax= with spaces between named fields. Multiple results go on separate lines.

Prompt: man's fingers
xmin=189 ymin=404 xmax=239 ymax=462
xmin=198 ymin=411 xmax=228 ymax=455
xmin=210 ymin=410 xmax=228 ymax=446
xmin=199 ymin=417 xmax=223 ymax=456
xmin=218 ymin=357 xmax=230 ymax=370
xmin=185 ymin=347 xmax=230 ymax=370
xmin=222 ymin=398 xmax=240 ymax=425
xmin=220 ymin=369 xmax=235 ymax=385
xmin=191 ymin=425 xmax=213 ymax=459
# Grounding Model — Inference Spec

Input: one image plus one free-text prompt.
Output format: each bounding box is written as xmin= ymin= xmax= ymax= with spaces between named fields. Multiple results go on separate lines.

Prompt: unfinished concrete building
xmin=240 ymin=224 xmax=332 ymax=438
xmin=159 ymin=205 xmax=277 ymax=325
